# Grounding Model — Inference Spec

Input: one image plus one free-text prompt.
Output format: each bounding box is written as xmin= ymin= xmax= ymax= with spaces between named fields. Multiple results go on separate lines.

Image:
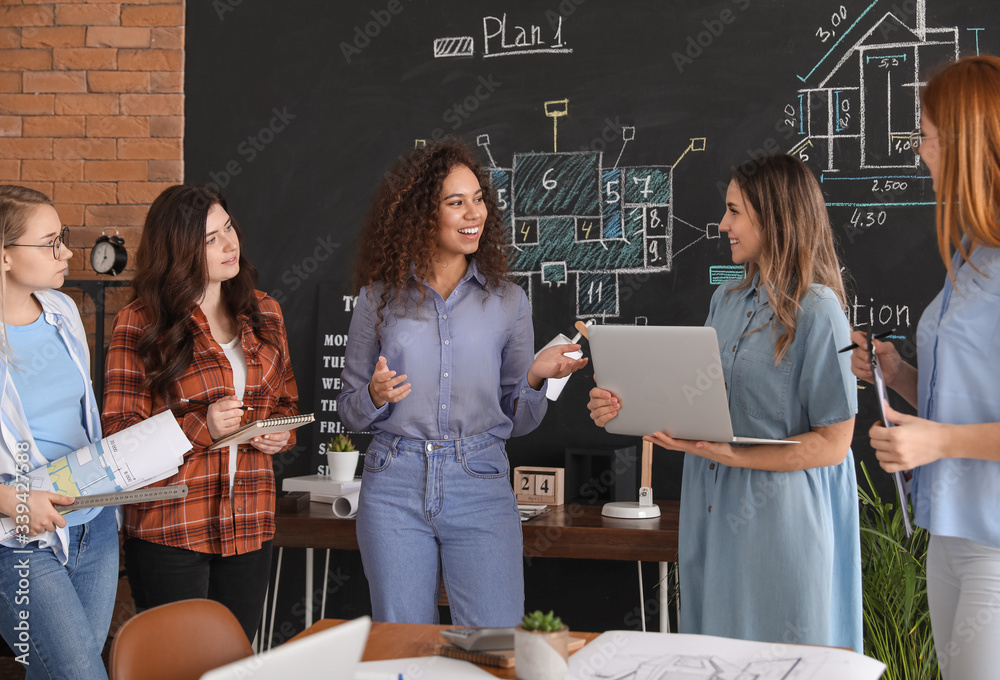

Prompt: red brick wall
xmin=0 ymin=0 xmax=184 ymax=337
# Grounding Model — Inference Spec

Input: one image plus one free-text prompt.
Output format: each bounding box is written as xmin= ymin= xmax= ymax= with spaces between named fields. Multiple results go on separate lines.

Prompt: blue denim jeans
xmin=0 ymin=508 xmax=118 ymax=680
xmin=356 ymin=433 xmax=523 ymax=627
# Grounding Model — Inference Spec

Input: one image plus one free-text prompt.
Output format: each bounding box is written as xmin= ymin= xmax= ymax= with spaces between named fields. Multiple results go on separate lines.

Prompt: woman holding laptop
xmin=850 ymin=56 xmax=1000 ymax=680
xmin=103 ymin=184 xmax=299 ymax=641
xmin=589 ymin=154 xmax=861 ymax=651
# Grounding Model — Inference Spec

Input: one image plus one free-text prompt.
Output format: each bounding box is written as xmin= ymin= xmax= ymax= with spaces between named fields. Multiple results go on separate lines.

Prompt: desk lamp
xmin=601 ymin=439 xmax=660 ymax=518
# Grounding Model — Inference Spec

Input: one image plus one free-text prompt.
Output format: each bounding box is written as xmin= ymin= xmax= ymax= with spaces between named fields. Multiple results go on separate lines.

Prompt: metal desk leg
xmin=320 ymin=549 xmax=331 ymax=619
xmin=268 ymin=547 xmax=283 ymax=651
xmin=305 ymin=547 xmax=314 ymax=628
xmin=659 ymin=561 xmax=671 ymax=633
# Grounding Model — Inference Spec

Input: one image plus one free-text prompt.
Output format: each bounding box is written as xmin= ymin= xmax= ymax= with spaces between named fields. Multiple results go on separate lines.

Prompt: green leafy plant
xmin=521 ymin=610 xmax=564 ymax=632
xmin=858 ymin=461 xmax=939 ymax=680
xmin=326 ymin=433 xmax=355 ymax=452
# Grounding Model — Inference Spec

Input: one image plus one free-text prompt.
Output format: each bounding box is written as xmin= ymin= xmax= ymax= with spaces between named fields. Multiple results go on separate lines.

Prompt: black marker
xmin=838 ymin=329 xmax=897 ymax=354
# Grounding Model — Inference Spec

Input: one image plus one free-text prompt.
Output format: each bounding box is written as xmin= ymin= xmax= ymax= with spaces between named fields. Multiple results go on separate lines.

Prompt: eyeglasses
xmin=5 ymin=227 xmax=70 ymax=259
xmin=908 ymin=128 xmax=938 ymax=152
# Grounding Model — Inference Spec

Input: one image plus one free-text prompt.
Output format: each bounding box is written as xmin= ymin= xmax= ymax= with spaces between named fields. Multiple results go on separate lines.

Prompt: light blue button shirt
xmin=679 ymin=275 xmax=862 ymax=652
xmin=912 ymin=242 xmax=1000 ymax=547
xmin=338 ymin=260 xmax=547 ymax=441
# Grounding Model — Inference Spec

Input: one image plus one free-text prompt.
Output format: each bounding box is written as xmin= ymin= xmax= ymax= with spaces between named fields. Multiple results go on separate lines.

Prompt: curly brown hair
xmin=351 ymin=138 xmax=509 ymax=333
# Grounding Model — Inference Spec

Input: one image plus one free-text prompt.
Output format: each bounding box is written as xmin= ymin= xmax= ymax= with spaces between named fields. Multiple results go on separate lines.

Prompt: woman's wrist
xmin=0 ymin=485 xmax=17 ymax=518
xmin=368 ymin=381 xmax=386 ymax=409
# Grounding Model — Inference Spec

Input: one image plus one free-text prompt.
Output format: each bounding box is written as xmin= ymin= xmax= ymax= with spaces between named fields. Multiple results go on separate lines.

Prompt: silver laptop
xmin=199 ymin=616 xmax=370 ymax=680
xmin=588 ymin=325 xmax=797 ymax=445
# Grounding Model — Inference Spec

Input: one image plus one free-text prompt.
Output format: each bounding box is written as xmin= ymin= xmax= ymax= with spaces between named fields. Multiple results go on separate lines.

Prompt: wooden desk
xmin=290 ymin=619 xmax=601 ymax=679
xmin=274 ymin=500 xmax=679 ymax=562
xmin=269 ymin=501 xmax=679 ymax=633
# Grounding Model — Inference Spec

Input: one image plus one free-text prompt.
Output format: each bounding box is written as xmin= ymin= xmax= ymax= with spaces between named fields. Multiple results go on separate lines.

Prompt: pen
xmin=837 ymin=329 xmax=897 ymax=354
xmin=180 ymin=397 xmax=254 ymax=411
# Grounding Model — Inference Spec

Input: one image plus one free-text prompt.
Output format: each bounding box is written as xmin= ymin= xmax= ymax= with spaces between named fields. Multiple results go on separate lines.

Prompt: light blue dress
xmin=679 ymin=275 xmax=862 ymax=652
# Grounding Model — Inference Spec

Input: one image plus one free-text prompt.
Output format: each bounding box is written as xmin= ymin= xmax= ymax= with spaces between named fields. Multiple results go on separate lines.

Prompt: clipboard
xmin=869 ymin=331 xmax=914 ymax=537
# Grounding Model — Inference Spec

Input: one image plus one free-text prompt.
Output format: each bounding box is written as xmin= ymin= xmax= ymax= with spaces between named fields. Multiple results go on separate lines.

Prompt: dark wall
xmin=185 ymin=0 xmax=999 ymax=636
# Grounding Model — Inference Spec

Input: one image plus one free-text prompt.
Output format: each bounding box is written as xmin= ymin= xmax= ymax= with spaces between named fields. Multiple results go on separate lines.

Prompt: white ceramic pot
xmin=326 ymin=450 xmax=359 ymax=481
xmin=514 ymin=625 xmax=569 ymax=680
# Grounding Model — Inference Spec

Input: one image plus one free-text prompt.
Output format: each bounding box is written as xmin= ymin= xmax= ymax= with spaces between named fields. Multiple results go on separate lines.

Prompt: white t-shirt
xmin=220 ymin=335 xmax=247 ymax=499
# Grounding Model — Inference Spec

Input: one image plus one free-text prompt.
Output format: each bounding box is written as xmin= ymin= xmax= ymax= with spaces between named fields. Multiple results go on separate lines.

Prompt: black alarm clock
xmin=91 ymin=230 xmax=127 ymax=276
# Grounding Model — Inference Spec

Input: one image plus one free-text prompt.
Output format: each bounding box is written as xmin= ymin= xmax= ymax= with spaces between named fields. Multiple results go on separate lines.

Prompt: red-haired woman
xmin=338 ymin=139 xmax=586 ymax=626
xmin=851 ymin=55 xmax=1000 ymax=680
xmin=103 ymin=184 xmax=298 ymax=641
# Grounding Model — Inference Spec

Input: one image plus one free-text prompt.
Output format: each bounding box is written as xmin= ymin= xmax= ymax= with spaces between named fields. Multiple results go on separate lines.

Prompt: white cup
xmin=326 ymin=451 xmax=359 ymax=481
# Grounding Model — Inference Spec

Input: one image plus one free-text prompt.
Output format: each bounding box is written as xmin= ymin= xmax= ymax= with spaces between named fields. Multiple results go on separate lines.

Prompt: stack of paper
xmin=1 ymin=411 xmax=192 ymax=541
xmin=282 ymin=474 xmax=361 ymax=504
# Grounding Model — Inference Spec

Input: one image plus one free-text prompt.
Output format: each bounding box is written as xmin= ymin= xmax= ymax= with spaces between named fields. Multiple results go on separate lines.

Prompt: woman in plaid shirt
xmin=103 ymin=184 xmax=299 ymax=641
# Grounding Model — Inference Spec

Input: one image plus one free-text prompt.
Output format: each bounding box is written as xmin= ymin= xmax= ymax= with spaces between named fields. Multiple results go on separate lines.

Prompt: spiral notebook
xmin=210 ymin=413 xmax=315 ymax=449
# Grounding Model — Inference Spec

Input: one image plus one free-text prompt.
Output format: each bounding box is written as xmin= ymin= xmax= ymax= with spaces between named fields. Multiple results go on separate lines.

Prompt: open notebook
xmin=210 ymin=413 xmax=314 ymax=449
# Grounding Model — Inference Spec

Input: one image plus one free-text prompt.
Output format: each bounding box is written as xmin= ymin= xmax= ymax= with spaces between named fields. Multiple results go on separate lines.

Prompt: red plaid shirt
xmin=102 ymin=291 xmax=298 ymax=556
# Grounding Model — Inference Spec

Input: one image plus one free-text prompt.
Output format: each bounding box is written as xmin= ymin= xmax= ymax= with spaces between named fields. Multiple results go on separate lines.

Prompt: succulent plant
xmin=326 ymin=433 xmax=356 ymax=452
xmin=520 ymin=610 xmax=564 ymax=632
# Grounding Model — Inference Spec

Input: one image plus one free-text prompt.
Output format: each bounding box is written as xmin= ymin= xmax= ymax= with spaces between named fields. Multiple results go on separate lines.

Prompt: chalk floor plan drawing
xmin=473 ymin=99 xmax=710 ymax=319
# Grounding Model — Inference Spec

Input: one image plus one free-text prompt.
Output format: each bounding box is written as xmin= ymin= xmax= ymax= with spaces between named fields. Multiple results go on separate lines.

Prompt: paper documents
xmin=568 ymin=631 xmax=885 ymax=680
xmin=1 ymin=411 xmax=192 ymax=541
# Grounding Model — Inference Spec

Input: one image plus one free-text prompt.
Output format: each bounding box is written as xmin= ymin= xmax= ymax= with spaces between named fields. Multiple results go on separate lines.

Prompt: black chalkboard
xmin=185 ymin=0 xmax=1000 ymax=633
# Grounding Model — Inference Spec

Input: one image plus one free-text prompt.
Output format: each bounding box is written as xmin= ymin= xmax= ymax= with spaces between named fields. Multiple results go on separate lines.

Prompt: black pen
xmin=180 ymin=397 xmax=254 ymax=411
xmin=838 ymin=330 xmax=897 ymax=354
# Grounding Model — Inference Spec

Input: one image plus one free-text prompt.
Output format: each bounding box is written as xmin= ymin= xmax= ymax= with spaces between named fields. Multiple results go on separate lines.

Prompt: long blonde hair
xmin=922 ymin=55 xmax=1000 ymax=275
xmin=0 ymin=185 xmax=55 ymax=358
xmin=731 ymin=154 xmax=846 ymax=363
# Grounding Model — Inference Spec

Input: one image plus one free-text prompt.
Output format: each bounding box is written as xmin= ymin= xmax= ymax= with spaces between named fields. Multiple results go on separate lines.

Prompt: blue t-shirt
xmin=7 ymin=315 xmax=100 ymax=526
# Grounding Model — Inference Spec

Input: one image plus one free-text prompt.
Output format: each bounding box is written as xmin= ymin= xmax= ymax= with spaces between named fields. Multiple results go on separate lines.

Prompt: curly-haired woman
xmin=103 ymin=184 xmax=299 ymax=640
xmin=338 ymin=139 xmax=586 ymax=626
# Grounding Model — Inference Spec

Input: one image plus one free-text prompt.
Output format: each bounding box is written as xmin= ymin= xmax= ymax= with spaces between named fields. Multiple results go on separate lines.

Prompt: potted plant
xmin=858 ymin=462 xmax=939 ymax=679
xmin=514 ymin=610 xmax=569 ymax=680
xmin=324 ymin=434 xmax=359 ymax=481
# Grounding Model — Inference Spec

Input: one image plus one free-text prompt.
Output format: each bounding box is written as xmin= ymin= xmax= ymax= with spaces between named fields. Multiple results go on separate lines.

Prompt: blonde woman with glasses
xmin=0 ymin=186 xmax=118 ymax=679
xmin=851 ymin=55 xmax=1000 ymax=680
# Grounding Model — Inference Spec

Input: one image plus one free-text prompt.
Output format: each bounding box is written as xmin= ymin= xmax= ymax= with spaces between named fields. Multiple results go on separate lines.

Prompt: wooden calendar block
xmin=514 ymin=466 xmax=564 ymax=505
xmin=515 ymin=469 xmax=536 ymax=497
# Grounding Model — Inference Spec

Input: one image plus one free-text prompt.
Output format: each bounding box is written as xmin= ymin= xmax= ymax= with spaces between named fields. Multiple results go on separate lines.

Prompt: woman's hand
xmin=250 ymin=430 xmax=290 ymax=454
xmin=849 ymin=330 xmax=905 ymax=386
xmin=206 ymin=396 xmax=245 ymax=440
xmin=587 ymin=386 xmax=621 ymax=428
xmin=869 ymin=401 xmax=948 ymax=472
xmin=368 ymin=356 xmax=410 ymax=409
xmin=644 ymin=432 xmax=737 ymax=465
xmin=527 ymin=344 xmax=589 ymax=389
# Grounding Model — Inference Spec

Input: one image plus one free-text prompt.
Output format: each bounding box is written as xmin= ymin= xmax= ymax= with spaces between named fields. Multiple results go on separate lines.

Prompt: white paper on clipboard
xmin=871 ymin=345 xmax=915 ymax=537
